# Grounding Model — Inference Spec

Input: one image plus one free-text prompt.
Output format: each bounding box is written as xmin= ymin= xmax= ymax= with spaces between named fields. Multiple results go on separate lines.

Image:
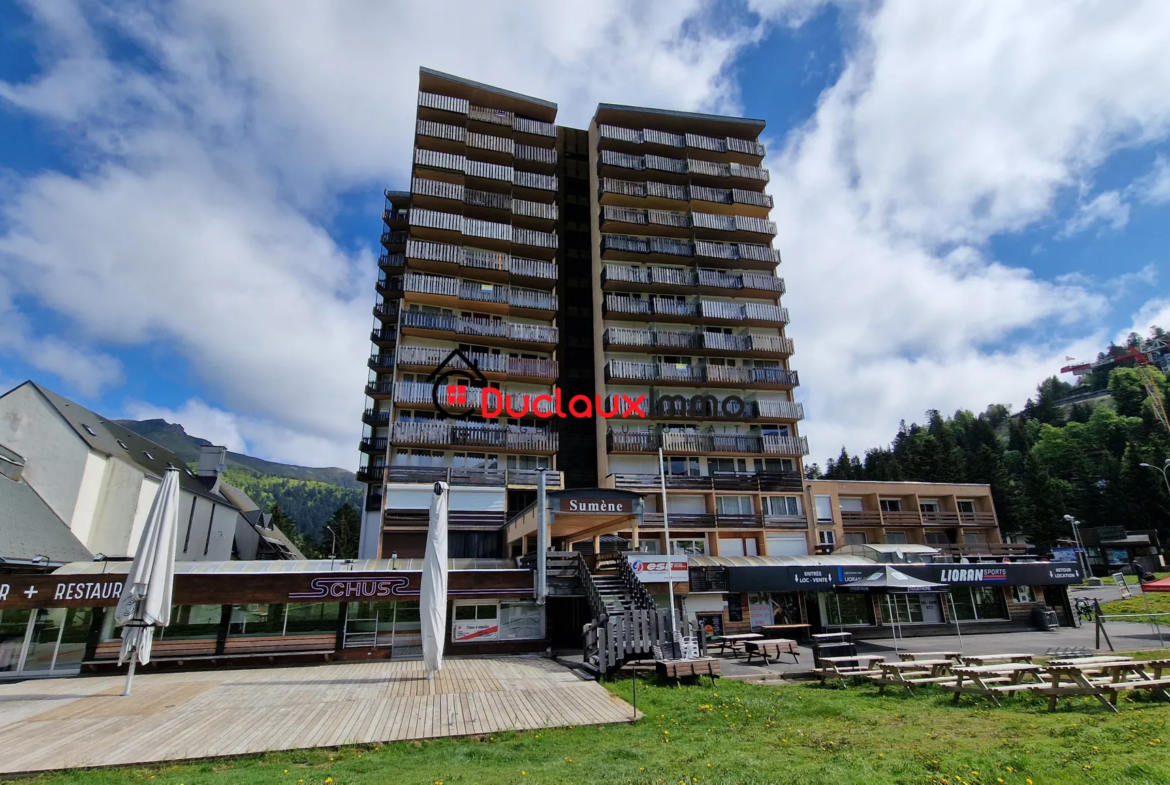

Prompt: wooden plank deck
xmin=0 ymin=656 xmax=636 ymax=774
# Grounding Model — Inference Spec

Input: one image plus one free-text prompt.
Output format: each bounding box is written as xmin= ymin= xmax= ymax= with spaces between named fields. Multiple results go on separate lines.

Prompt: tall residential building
xmin=359 ymin=69 xmax=808 ymax=561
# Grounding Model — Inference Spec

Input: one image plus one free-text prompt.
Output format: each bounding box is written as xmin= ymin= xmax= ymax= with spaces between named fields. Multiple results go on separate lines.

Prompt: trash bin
xmin=1032 ymin=606 xmax=1059 ymax=631
xmin=811 ymin=632 xmax=855 ymax=667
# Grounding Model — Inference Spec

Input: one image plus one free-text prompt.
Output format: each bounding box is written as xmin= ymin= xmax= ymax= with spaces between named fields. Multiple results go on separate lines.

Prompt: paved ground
xmin=0 ymin=656 xmax=637 ymax=775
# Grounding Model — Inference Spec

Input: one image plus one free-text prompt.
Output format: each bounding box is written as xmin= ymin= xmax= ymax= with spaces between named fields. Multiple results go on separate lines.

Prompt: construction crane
xmin=1134 ymin=341 xmax=1170 ymax=436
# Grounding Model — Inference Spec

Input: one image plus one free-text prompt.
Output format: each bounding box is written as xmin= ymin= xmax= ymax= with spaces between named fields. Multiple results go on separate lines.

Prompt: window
xmin=759 ymin=423 xmax=789 ymax=437
xmin=755 ymin=457 xmax=794 ymax=472
xmin=819 ymin=592 xmax=873 ymax=626
xmin=506 ymin=455 xmax=550 ymax=470
xmin=885 ymin=531 xmax=908 ymax=545
xmin=814 ymin=495 xmax=833 ymax=522
xmin=671 ymin=538 xmax=706 ymax=556
xmin=499 ymin=602 xmax=543 ymax=640
xmin=962 ymin=532 xmax=986 ymax=545
xmin=666 ymin=456 xmax=700 ymax=476
xmin=879 ymin=499 xmax=902 ymax=512
xmin=764 ymin=496 xmax=802 ymax=516
xmin=957 ymin=499 xmax=977 ymax=514
xmin=454 ymin=452 xmax=498 ymax=469
xmin=716 ymin=496 xmax=754 ymax=515
xmin=709 ymin=457 xmax=747 ymax=473
xmin=142 ymin=451 xmax=154 ymax=461
xmin=844 ymin=532 xmax=868 ymax=545
xmin=951 ymin=587 xmax=1008 ymax=621
xmin=919 ymin=499 xmax=940 ymax=513
xmin=817 ymin=530 xmax=836 ymax=547
xmin=719 ymin=537 xmax=758 ymax=557
xmin=925 ymin=531 xmax=949 ymax=545
xmin=1011 ymin=586 xmax=1034 ymax=604
xmin=117 ymin=439 xmax=129 ymax=450
xmin=82 ymin=424 xmax=97 ymax=436
xmin=838 ymin=497 xmax=863 ymax=513
xmin=452 ymin=602 xmax=500 ymax=643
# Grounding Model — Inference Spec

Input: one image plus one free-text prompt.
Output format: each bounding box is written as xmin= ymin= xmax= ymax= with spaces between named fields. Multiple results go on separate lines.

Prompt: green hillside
xmin=116 ymin=418 xmax=363 ymax=536
xmin=114 ymin=419 xmax=361 ymax=488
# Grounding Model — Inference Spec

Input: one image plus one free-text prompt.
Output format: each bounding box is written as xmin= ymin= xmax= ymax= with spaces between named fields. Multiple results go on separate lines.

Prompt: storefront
xmin=0 ymin=559 xmax=544 ymax=679
xmin=687 ymin=557 xmax=1085 ymax=638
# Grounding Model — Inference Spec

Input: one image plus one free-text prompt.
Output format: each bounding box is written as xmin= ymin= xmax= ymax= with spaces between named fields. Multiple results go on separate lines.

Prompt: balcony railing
xmin=606 ymin=430 xmax=807 ymax=455
xmin=513 ymin=117 xmax=556 ymax=138
xmin=604 ymin=294 xmax=787 ymax=324
xmin=602 ymin=233 xmax=778 ymax=265
xmin=416 ymin=119 xmax=466 ymax=143
xmin=598 ymin=125 xmax=765 ymax=158
xmin=392 ymin=421 xmax=558 ymax=452
xmin=514 ymin=171 xmax=557 ymax=191
xmin=753 ymin=400 xmax=804 ymax=420
xmin=604 ymin=328 xmax=794 ymax=357
xmin=605 ymin=360 xmax=799 ymax=387
xmin=381 ymin=230 xmax=408 ymax=246
xmin=469 ymin=104 xmax=513 ymax=126
xmin=359 ymin=437 xmax=389 ymax=452
xmin=418 ymin=92 xmax=469 ymax=115
xmin=379 ymin=253 xmax=405 ymax=270
xmin=468 ymin=131 xmax=514 ymax=154
xmin=400 ymin=311 xmax=558 ymax=344
xmin=362 ymin=408 xmax=392 ymax=426
xmin=610 ymin=471 xmax=802 ymax=492
xmin=370 ymin=326 xmax=397 ymax=344
xmin=365 ymin=381 xmax=395 ymax=397
xmin=513 ymin=199 xmax=558 ymax=220
xmin=368 ymin=352 xmax=395 ymax=370
xmin=515 ymin=143 xmax=556 ymax=164
xmin=406 ymin=239 xmax=558 ymax=281
xmin=384 ymin=466 xmax=563 ymax=487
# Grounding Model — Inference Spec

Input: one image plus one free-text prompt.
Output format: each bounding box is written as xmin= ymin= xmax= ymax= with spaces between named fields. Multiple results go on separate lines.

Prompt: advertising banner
xmin=627 ymin=555 xmax=688 ymax=583
xmin=452 ymin=620 xmax=499 ymax=642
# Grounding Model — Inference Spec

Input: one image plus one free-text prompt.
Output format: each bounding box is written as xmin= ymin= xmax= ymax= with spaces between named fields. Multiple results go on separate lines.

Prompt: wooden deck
xmin=0 ymin=656 xmax=636 ymax=774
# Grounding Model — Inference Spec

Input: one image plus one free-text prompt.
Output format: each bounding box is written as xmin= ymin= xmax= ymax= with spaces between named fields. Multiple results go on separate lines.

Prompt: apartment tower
xmin=359 ymin=70 xmax=808 ymax=561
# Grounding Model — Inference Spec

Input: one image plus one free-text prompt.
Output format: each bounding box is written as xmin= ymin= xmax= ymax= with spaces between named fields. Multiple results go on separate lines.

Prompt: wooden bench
xmin=656 ymin=658 xmax=721 ymax=685
xmin=744 ymin=639 xmax=799 ymax=665
xmin=815 ymin=655 xmax=886 ymax=683
xmin=943 ymin=664 xmax=1050 ymax=707
xmin=958 ymin=653 xmax=1034 ymax=666
xmin=94 ymin=638 xmax=218 ymax=660
xmin=872 ymin=660 xmax=957 ymax=694
xmin=222 ymin=634 xmax=337 ymax=654
xmin=899 ymin=651 xmax=962 ymax=662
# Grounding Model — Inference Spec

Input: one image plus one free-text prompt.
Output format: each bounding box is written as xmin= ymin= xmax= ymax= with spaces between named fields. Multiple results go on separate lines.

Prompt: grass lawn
xmin=1100 ymin=572 xmax=1169 ymax=586
xmin=22 ymin=672 xmax=1170 ymax=785
xmin=1099 ymin=589 xmax=1170 ymax=627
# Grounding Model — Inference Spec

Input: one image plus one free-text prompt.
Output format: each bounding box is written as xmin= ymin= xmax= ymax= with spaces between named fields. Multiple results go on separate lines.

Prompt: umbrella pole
xmin=886 ymin=595 xmax=900 ymax=654
xmin=948 ymin=594 xmax=963 ymax=650
xmin=122 ymin=657 xmax=136 ymax=697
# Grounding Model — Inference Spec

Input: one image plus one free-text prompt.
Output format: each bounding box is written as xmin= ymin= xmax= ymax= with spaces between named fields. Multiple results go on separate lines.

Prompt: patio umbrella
xmin=115 ymin=467 xmax=180 ymax=696
xmin=1142 ymin=575 xmax=1170 ymax=593
xmin=837 ymin=566 xmax=961 ymax=652
xmin=421 ymin=481 xmax=449 ymax=679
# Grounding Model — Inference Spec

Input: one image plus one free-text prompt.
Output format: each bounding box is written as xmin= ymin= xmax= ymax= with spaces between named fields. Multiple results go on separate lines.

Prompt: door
xmin=919 ymin=594 xmax=943 ymax=624
xmin=5 ymin=608 xmax=93 ymax=677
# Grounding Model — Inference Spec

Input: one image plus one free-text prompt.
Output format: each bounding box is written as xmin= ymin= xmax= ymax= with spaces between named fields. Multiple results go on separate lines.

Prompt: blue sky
xmin=1 ymin=1 xmax=1168 ymax=469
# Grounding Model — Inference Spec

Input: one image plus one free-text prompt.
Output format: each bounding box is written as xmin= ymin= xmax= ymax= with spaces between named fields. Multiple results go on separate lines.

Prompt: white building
xmin=0 ymin=382 xmax=300 ymax=567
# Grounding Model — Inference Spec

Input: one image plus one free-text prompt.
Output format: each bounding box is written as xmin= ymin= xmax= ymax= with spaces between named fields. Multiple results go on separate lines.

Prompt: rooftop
xmin=0 ymin=474 xmax=92 ymax=565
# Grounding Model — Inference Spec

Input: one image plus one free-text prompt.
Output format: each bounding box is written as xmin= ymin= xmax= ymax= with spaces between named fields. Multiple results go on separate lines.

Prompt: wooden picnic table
xmin=899 ymin=651 xmax=962 ymax=662
xmin=959 ymin=653 xmax=1034 ymax=666
xmin=815 ymin=654 xmax=886 ymax=683
xmin=760 ymin=624 xmax=811 ymax=641
xmin=944 ymin=663 xmax=1049 ymax=707
xmin=744 ymin=639 xmax=800 ymax=665
xmin=873 ymin=659 xmax=957 ymax=694
xmin=1048 ymin=655 xmax=1134 ymax=666
xmin=711 ymin=633 xmax=764 ymax=658
xmin=656 ymin=658 xmax=721 ymax=685
xmin=1040 ymin=659 xmax=1170 ymax=713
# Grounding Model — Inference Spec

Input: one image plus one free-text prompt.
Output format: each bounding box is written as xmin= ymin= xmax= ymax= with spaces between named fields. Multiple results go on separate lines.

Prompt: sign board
xmin=695 ymin=613 xmax=724 ymax=638
xmin=1051 ymin=548 xmax=1080 ymax=562
xmin=1114 ymin=572 xmax=1132 ymax=600
xmin=749 ymin=601 xmax=772 ymax=630
xmin=1097 ymin=526 xmax=1126 ymax=542
xmin=627 ymin=555 xmax=688 ymax=584
xmin=689 ymin=567 xmax=729 ymax=593
xmin=727 ymin=593 xmax=744 ymax=622
xmin=453 ymin=619 xmax=499 ymax=642
xmin=727 ymin=561 xmax=1086 ymax=593
xmin=557 ymin=497 xmax=634 ymax=514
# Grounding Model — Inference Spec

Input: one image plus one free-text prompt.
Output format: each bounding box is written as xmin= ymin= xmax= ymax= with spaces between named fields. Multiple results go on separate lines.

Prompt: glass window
xmin=817 ymin=530 xmax=836 ymax=546
xmin=716 ymin=496 xmax=753 ymax=515
xmin=925 ymin=531 xmax=949 ymax=545
xmin=1011 ymin=586 xmax=1034 ymax=604
xmin=284 ymin=603 xmax=341 ymax=635
xmin=764 ymin=496 xmax=802 ymax=516
xmin=957 ymin=499 xmax=977 ymax=514
xmin=919 ymin=499 xmax=940 ymax=513
xmin=101 ymin=604 xmax=223 ymax=642
xmin=838 ymin=497 xmax=863 ymax=512
xmin=499 ymin=602 xmax=543 ymax=640
xmin=885 ymin=531 xmax=908 ymax=545
xmin=671 ymin=538 xmax=706 ymax=555
xmin=844 ymin=531 xmax=867 ymax=545
xmin=0 ymin=609 xmax=33 ymax=673
xmin=879 ymin=499 xmax=902 ymax=512
xmin=951 ymin=587 xmax=1008 ymax=621
xmin=667 ymin=456 xmax=701 ymax=476
xmin=962 ymin=532 xmax=986 ymax=544
xmin=814 ymin=495 xmax=833 ymax=522
xmin=454 ymin=603 xmax=498 ymax=621
xmin=228 ymin=604 xmax=284 ymax=637
xmin=886 ymin=595 xmax=925 ymax=624
xmin=820 ymin=592 xmax=874 ymax=626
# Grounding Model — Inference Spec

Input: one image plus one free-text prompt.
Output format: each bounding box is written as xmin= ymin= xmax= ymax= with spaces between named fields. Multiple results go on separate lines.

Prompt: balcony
xmin=399 ymin=310 xmax=557 ymax=350
xmin=598 ymin=178 xmax=772 ymax=216
xmin=639 ymin=513 xmax=806 ymax=531
xmin=597 ymin=124 xmax=766 ymax=162
xmin=408 ymin=208 xmax=558 ymax=255
xmin=380 ymin=230 xmax=408 ymax=249
xmin=368 ymin=352 xmax=395 ymax=373
xmin=394 ymin=344 xmax=557 ymax=381
xmin=370 ymin=326 xmax=397 ymax=347
xmin=379 ymin=253 xmax=405 ymax=272
xmin=609 ymin=471 xmax=803 ymax=493
xmin=356 ymin=465 xmax=386 ymax=484
xmin=365 ymin=381 xmax=394 ymax=400
xmin=600 ymin=233 xmax=778 ymax=270
xmin=601 ymin=264 xmax=784 ymax=298
xmin=604 ymin=393 xmax=803 ymax=422
xmin=410 ymin=176 xmax=559 ymax=225
xmin=359 ymin=437 xmax=389 ymax=454
xmin=372 ymin=301 xmax=400 ymax=322
xmin=362 ymin=408 xmax=392 ymax=427
xmin=406 ymin=239 xmax=557 ymax=286
xmin=840 ymin=511 xmax=884 ymax=527
xmin=605 ymin=359 xmax=798 ymax=389
xmin=384 ymin=466 xmax=563 ymax=488
xmin=603 ymin=327 xmax=794 ymax=358
xmin=606 ymin=429 xmax=808 ymax=456
xmin=597 ymin=149 xmax=769 ymax=185
xmin=603 ymin=294 xmax=787 ymax=326
xmin=392 ymin=421 xmax=558 ymax=453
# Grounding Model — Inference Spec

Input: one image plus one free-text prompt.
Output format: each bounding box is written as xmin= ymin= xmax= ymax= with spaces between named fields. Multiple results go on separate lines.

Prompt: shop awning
xmin=836 ymin=566 xmax=950 ymax=593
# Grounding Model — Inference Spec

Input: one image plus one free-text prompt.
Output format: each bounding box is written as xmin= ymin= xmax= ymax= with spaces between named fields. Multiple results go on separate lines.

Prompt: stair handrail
xmin=575 ymin=552 xmax=609 ymax=622
xmin=616 ymin=553 xmax=659 ymax=611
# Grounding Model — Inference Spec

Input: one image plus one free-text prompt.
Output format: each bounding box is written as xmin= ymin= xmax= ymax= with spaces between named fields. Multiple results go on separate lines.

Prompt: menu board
xmin=689 ymin=567 xmax=729 ymax=593
xmin=727 ymin=593 xmax=743 ymax=622
xmin=696 ymin=613 xmax=724 ymax=639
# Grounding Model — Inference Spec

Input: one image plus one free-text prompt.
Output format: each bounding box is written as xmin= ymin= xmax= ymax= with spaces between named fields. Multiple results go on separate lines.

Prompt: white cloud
xmin=770 ymin=0 xmax=1170 ymax=461
xmin=124 ymin=398 xmax=248 ymax=453
xmin=1059 ymin=190 xmax=1130 ymax=237
xmin=1132 ymin=154 xmax=1170 ymax=205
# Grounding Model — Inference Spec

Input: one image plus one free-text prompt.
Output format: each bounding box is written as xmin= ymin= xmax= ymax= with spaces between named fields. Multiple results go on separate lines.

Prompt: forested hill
xmin=807 ymin=365 xmax=1170 ymax=547
xmin=116 ymin=419 xmax=362 ymax=536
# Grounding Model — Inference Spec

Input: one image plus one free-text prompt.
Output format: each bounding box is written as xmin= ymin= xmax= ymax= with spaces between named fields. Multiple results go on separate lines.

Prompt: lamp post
xmin=1062 ymin=514 xmax=1090 ymax=582
xmin=1139 ymin=459 xmax=1170 ymax=498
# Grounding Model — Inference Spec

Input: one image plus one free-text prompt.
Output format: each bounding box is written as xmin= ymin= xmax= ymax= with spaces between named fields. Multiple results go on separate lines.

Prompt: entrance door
xmin=919 ymin=594 xmax=943 ymax=624
xmin=4 ymin=608 xmax=93 ymax=677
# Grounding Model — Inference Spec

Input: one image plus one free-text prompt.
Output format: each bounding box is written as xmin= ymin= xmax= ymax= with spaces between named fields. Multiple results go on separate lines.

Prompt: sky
xmin=1 ymin=0 xmax=1169 ymax=471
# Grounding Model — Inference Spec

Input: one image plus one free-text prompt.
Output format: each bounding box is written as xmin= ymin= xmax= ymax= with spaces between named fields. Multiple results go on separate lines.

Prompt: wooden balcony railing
xmin=606 ymin=430 xmax=807 ymax=455
xmin=400 ymin=311 xmax=558 ymax=345
xmin=639 ymin=513 xmax=807 ymax=531
xmin=605 ymin=360 xmax=799 ymax=387
xmin=840 ymin=511 xmax=884 ymax=526
xmin=608 ymin=471 xmax=803 ymax=492
xmin=391 ymin=421 xmax=558 ymax=452
xmin=383 ymin=466 xmax=564 ymax=488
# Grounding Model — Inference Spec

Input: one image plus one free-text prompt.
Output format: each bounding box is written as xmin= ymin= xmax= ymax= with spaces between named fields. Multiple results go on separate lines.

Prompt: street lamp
xmin=1139 ymin=459 xmax=1170 ymax=497
xmin=1062 ymin=514 xmax=1091 ymax=581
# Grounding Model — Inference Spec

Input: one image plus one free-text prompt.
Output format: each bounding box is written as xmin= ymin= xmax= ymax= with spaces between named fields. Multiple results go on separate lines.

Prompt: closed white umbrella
xmin=420 ymin=481 xmax=449 ymax=679
xmin=115 ymin=467 xmax=180 ymax=696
